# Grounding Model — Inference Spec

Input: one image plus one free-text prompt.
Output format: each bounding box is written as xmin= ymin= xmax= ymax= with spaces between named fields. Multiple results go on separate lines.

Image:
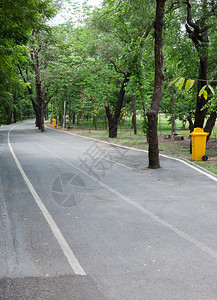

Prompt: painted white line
xmin=160 ymin=153 xmax=217 ymax=182
xmin=8 ymin=126 xmax=86 ymax=276
xmin=35 ymin=140 xmax=217 ymax=262
xmin=46 ymin=125 xmax=217 ymax=183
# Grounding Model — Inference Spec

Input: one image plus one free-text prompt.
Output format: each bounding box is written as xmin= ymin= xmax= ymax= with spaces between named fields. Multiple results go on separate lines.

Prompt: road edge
xmin=45 ymin=124 xmax=217 ymax=183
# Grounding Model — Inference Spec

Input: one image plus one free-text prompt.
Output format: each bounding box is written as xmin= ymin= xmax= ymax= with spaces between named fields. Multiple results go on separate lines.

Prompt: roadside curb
xmin=45 ymin=123 xmax=217 ymax=183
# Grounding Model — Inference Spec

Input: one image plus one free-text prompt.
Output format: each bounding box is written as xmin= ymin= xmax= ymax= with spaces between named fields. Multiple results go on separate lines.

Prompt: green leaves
xmin=170 ymin=77 xmax=195 ymax=92
xmin=199 ymin=84 xmax=215 ymax=100
xmin=170 ymin=76 xmax=216 ymax=102
xmin=198 ymin=85 xmax=208 ymax=100
xmin=0 ymin=0 xmax=55 ymax=109
xmin=171 ymin=76 xmax=216 ymax=103
xmin=185 ymin=79 xmax=195 ymax=92
xmin=207 ymin=84 xmax=215 ymax=95
xmin=177 ymin=77 xmax=185 ymax=90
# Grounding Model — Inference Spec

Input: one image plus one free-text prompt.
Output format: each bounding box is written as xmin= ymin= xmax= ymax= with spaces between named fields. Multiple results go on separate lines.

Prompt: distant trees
xmin=19 ymin=28 xmax=60 ymax=131
xmin=0 ymin=0 xmax=58 ymax=126
xmin=1 ymin=0 xmax=216 ymax=168
xmin=91 ymin=0 xmax=155 ymax=138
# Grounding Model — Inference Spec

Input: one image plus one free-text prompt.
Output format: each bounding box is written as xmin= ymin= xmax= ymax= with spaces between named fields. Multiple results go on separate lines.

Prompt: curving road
xmin=0 ymin=120 xmax=217 ymax=299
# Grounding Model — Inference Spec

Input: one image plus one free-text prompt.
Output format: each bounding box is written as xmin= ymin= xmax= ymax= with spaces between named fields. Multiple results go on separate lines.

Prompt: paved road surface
xmin=0 ymin=120 xmax=217 ymax=299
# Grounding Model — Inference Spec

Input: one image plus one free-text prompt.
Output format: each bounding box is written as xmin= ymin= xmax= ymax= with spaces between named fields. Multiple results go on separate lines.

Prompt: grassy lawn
xmin=52 ymin=114 xmax=217 ymax=176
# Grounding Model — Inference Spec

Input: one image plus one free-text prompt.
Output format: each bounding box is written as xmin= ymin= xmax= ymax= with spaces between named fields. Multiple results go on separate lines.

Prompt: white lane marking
xmin=35 ymin=140 xmax=217 ymax=261
xmin=160 ymin=153 xmax=217 ymax=182
xmin=8 ymin=126 xmax=86 ymax=276
xmin=46 ymin=125 xmax=217 ymax=183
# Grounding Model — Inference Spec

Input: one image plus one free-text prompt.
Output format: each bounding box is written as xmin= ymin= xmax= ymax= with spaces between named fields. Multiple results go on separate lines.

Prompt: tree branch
xmin=199 ymin=25 xmax=209 ymax=33
xmin=109 ymin=59 xmax=125 ymax=75
xmin=44 ymin=89 xmax=58 ymax=108
xmin=97 ymin=0 xmax=123 ymax=20
xmin=185 ymin=23 xmax=192 ymax=34
xmin=184 ymin=0 xmax=200 ymax=31
xmin=18 ymin=66 xmax=27 ymax=83
xmin=139 ymin=21 xmax=154 ymax=47
xmin=104 ymin=100 xmax=112 ymax=122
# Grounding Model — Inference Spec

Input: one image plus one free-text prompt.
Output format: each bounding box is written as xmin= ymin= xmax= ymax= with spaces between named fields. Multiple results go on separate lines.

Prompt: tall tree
xmin=147 ymin=0 xmax=167 ymax=169
xmin=92 ymin=0 xmax=154 ymax=138
xmin=0 ymin=0 xmax=55 ymax=81
xmin=0 ymin=0 xmax=59 ymax=126
xmin=185 ymin=0 xmax=217 ymax=138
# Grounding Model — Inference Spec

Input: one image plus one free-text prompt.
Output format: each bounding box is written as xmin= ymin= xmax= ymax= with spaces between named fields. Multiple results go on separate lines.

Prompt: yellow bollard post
xmin=190 ymin=128 xmax=209 ymax=161
xmin=52 ymin=118 xmax=56 ymax=128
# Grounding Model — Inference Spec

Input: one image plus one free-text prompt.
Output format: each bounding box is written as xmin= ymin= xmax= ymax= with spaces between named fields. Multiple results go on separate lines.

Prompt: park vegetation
xmin=0 ymin=0 xmax=216 ymax=168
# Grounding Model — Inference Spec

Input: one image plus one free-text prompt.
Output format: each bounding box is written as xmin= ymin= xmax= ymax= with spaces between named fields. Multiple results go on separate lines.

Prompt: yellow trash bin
xmin=190 ymin=128 xmax=209 ymax=161
xmin=52 ymin=118 xmax=56 ymax=128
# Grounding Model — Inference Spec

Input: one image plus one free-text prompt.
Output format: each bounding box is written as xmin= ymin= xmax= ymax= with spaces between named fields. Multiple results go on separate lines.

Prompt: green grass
xmin=55 ymin=114 xmax=217 ymax=175
xmin=69 ymin=113 xmax=194 ymax=137
xmin=194 ymin=161 xmax=217 ymax=176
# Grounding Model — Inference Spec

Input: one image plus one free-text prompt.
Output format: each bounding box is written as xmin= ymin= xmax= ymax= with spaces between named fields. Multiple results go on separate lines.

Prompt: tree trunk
xmin=33 ymin=103 xmax=40 ymax=128
xmin=147 ymin=0 xmax=167 ymax=169
xmin=204 ymin=111 xmax=217 ymax=142
xmin=132 ymin=95 xmax=137 ymax=135
xmin=93 ymin=116 xmax=97 ymax=129
xmin=187 ymin=115 xmax=194 ymax=132
xmin=59 ymin=114 xmax=62 ymax=125
xmin=108 ymin=120 xmax=118 ymax=138
xmin=14 ymin=108 xmax=17 ymax=123
xmin=185 ymin=0 xmax=210 ymax=130
xmin=72 ymin=113 xmax=76 ymax=124
xmin=105 ymin=112 xmax=107 ymax=130
xmin=105 ymin=89 xmax=108 ymax=130
xmin=18 ymin=66 xmax=39 ymax=125
xmin=147 ymin=110 xmax=159 ymax=168
xmin=106 ymin=117 xmax=116 ymax=138
xmin=30 ymin=48 xmax=45 ymax=131
xmin=105 ymin=72 xmax=130 ymax=138
xmin=5 ymin=105 xmax=12 ymax=125
xmin=35 ymin=79 xmax=44 ymax=131
xmin=194 ymin=57 xmax=208 ymax=128
xmin=44 ymin=105 xmax=48 ymax=121
xmin=185 ymin=0 xmax=211 ymax=152
xmin=171 ymin=94 xmax=176 ymax=135
xmin=40 ymin=103 xmax=44 ymax=132
xmin=69 ymin=95 xmax=72 ymax=122
xmin=82 ymin=108 xmax=84 ymax=130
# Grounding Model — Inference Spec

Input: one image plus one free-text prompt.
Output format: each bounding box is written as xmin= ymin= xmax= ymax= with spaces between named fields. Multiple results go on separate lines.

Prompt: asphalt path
xmin=0 ymin=120 xmax=217 ymax=299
